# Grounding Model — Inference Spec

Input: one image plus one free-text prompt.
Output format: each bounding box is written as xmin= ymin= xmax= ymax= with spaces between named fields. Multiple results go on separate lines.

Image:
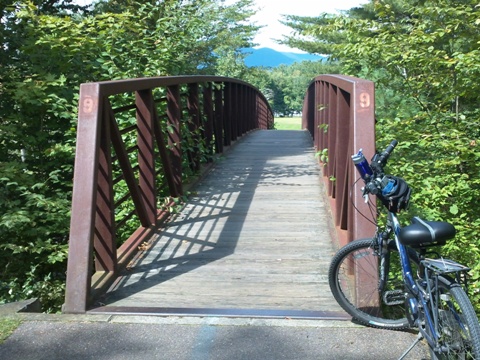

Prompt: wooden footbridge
xmin=63 ymin=75 xmax=376 ymax=318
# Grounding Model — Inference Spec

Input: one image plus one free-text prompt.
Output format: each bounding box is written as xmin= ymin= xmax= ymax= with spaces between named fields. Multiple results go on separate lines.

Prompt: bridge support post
xmin=202 ymin=83 xmax=214 ymax=158
xmin=167 ymin=85 xmax=183 ymax=196
xmin=214 ymin=84 xmax=224 ymax=153
xmin=93 ymin=99 xmax=117 ymax=273
xmin=187 ymin=83 xmax=201 ymax=172
xmin=136 ymin=90 xmax=157 ymax=225
xmin=64 ymin=83 xmax=102 ymax=313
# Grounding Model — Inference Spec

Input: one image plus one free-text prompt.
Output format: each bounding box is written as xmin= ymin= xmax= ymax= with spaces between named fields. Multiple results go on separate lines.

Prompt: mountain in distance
xmin=242 ymin=47 xmax=326 ymax=68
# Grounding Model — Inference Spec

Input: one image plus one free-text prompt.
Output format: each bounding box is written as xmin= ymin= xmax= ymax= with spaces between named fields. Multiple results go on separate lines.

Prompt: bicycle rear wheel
xmin=426 ymin=277 xmax=480 ymax=359
xmin=328 ymin=238 xmax=417 ymax=330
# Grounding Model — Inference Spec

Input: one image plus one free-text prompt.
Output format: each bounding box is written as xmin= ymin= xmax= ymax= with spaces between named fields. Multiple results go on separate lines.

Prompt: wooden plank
xmin=102 ymin=130 xmax=344 ymax=313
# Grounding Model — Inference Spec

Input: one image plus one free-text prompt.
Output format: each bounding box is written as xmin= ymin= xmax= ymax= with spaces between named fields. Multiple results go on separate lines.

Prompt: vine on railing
xmin=64 ymin=76 xmax=273 ymax=313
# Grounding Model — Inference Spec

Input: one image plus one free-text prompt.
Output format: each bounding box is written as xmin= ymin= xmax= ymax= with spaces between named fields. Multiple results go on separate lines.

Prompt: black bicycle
xmin=328 ymin=140 xmax=480 ymax=359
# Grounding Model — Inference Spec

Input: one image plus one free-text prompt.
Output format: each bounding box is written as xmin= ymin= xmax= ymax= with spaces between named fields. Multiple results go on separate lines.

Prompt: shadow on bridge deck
xmin=89 ymin=130 xmax=348 ymax=319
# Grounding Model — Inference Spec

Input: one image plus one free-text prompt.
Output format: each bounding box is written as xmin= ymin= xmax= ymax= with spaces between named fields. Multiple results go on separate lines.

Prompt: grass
xmin=274 ymin=116 xmax=302 ymax=130
xmin=0 ymin=317 xmax=22 ymax=344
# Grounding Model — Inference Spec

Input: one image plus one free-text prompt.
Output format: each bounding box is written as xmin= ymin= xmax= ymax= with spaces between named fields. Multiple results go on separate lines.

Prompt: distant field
xmin=274 ymin=117 xmax=302 ymax=130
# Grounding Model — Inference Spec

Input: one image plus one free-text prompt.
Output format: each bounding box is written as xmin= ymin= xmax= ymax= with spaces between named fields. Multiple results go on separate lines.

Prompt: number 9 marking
xmin=83 ymin=97 xmax=94 ymax=114
xmin=359 ymin=93 xmax=370 ymax=108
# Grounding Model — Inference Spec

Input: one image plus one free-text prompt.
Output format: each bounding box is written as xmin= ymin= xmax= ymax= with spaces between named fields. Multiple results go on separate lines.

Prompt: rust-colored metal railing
xmin=63 ymin=76 xmax=273 ymax=314
xmin=302 ymin=75 xmax=376 ymax=247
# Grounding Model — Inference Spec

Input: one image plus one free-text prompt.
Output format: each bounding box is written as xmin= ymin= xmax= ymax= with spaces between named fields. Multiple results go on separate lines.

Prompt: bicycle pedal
xmin=383 ymin=289 xmax=405 ymax=305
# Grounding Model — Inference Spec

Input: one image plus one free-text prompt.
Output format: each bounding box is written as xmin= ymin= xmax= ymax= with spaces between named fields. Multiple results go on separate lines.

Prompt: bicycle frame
xmin=386 ymin=211 xmax=441 ymax=348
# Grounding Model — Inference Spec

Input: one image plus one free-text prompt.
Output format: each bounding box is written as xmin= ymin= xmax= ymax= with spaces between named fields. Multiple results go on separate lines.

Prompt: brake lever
xmin=362 ymin=186 xmax=369 ymax=203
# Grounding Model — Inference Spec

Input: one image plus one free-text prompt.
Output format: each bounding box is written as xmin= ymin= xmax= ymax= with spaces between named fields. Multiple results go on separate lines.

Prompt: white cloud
xmin=251 ymin=0 xmax=368 ymax=52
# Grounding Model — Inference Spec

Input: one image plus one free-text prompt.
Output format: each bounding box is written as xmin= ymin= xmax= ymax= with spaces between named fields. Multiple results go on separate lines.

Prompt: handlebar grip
xmin=383 ymin=140 xmax=398 ymax=158
xmin=373 ymin=140 xmax=398 ymax=168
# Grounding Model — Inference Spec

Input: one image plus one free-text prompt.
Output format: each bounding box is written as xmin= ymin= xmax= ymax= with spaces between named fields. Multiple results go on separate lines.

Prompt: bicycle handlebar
xmin=372 ymin=140 xmax=398 ymax=172
xmin=352 ymin=140 xmax=411 ymax=213
xmin=352 ymin=140 xmax=398 ymax=196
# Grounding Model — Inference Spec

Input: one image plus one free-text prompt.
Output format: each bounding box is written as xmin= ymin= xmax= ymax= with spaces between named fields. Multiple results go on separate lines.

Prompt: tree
xmin=89 ymin=0 xmax=260 ymax=76
xmin=245 ymin=60 xmax=341 ymax=116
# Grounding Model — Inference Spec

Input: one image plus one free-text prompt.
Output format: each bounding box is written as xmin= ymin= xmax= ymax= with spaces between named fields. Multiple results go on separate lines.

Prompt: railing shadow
xmin=99 ymin=130 xmax=319 ymax=306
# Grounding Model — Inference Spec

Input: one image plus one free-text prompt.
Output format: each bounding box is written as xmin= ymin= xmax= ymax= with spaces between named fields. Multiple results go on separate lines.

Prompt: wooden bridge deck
xmin=94 ymin=130 xmax=347 ymax=318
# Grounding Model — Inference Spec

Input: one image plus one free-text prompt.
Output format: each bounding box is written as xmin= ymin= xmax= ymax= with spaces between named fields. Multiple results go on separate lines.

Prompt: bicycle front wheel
xmin=426 ymin=277 xmax=480 ymax=359
xmin=328 ymin=238 xmax=416 ymax=330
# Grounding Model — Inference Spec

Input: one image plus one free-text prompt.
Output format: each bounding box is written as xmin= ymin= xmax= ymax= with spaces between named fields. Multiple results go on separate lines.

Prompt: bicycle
xmin=328 ymin=140 xmax=480 ymax=359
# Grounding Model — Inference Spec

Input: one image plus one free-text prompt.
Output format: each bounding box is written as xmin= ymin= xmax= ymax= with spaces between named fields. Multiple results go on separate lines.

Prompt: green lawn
xmin=274 ymin=117 xmax=302 ymax=130
xmin=0 ymin=318 xmax=22 ymax=344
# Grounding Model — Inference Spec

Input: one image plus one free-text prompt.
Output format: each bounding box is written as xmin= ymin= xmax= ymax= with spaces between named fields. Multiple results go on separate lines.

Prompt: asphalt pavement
xmin=0 ymin=313 xmax=430 ymax=360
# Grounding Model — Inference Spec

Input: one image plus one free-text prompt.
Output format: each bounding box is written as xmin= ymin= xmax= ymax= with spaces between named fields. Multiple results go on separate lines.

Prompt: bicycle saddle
xmin=398 ymin=216 xmax=456 ymax=248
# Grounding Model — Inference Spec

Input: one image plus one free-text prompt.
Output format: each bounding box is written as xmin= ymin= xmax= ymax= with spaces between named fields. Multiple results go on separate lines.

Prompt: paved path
xmin=96 ymin=130 xmax=343 ymax=316
xmin=0 ymin=314 xmax=429 ymax=360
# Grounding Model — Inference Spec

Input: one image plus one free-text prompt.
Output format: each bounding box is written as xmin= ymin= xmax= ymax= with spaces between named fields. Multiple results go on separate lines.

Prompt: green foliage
xmin=0 ymin=317 xmax=22 ymax=344
xmin=0 ymin=163 xmax=70 ymax=312
xmin=247 ymin=60 xmax=342 ymax=116
xmin=315 ymin=148 xmax=328 ymax=164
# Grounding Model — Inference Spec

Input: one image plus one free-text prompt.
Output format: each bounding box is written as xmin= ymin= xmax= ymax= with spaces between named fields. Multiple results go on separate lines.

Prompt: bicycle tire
xmin=329 ymin=238 xmax=418 ymax=330
xmin=425 ymin=277 xmax=480 ymax=359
